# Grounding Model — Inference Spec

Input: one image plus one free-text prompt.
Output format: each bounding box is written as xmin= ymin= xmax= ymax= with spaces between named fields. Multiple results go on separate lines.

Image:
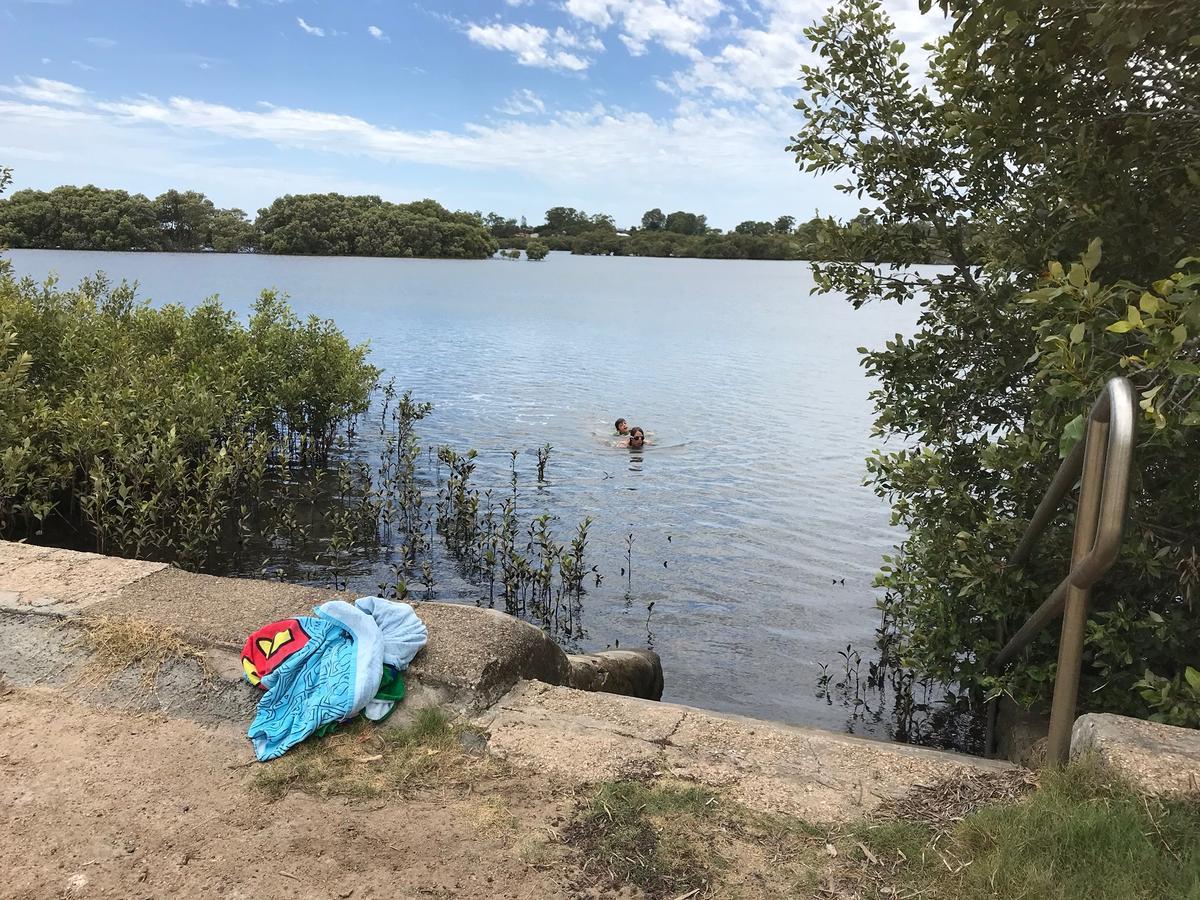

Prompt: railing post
xmin=1045 ymin=415 xmax=1109 ymax=765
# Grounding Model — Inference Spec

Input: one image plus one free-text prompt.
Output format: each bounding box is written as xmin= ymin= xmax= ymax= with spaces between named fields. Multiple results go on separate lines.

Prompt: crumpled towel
xmin=242 ymin=597 xmax=428 ymax=761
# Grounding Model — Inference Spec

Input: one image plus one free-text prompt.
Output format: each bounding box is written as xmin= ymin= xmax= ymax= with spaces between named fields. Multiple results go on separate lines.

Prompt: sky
xmin=0 ymin=0 xmax=945 ymax=230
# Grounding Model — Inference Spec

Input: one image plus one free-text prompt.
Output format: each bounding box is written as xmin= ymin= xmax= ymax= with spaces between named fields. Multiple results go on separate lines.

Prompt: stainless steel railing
xmin=990 ymin=376 xmax=1136 ymax=765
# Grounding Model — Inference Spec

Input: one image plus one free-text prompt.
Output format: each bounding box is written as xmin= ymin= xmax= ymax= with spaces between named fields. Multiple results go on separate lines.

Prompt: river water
xmin=7 ymin=249 xmax=921 ymax=738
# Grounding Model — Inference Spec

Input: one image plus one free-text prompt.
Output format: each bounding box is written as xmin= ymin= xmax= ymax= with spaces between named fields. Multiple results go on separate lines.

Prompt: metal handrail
xmin=990 ymin=376 xmax=1135 ymax=765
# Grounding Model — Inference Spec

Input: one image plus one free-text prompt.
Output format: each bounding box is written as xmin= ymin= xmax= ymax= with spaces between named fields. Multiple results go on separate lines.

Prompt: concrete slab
xmin=0 ymin=542 xmax=166 ymax=613
xmin=478 ymin=680 xmax=1017 ymax=823
xmin=87 ymin=566 xmax=347 ymax=647
xmin=0 ymin=609 xmax=258 ymax=725
xmin=89 ymin=568 xmax=573 ymax=708
xmin=1072 ymin=713 xmax=1200 ymax=794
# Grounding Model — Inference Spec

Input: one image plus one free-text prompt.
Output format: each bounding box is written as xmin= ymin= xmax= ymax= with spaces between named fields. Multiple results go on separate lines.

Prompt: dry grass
xmin=563 ymin=764 xmax=1200 ymax=900
xmin=71 ymin=616 xmax=211 ymax=688
xmin=873 ymin=768 xmax=1039 ymax=832
xmin=565 ymin=778 xmax=828 ymax=899
xmin=252 ymin=706 xmax=498 ymax=801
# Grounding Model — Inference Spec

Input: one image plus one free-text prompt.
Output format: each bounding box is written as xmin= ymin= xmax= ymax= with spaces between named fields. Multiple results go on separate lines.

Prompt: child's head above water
xmin=615 ymin=418 xmax=629 ymax=435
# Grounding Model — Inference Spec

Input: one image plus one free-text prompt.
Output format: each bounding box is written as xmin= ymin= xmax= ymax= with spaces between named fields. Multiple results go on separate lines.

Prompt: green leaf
xmin=1127 ymin=305 xmax=1143 ymax=326
xmin=1153 ymin=279 xmax=1175 ymax=296
xmin=1068 ymin=264 xmax=1086 ymax=288
xmin=1048 ymin=260 xmax=1064 ymax=280
xmin=1139 ymin=292 xmax=1160 ymax=314
xmin=1069 ymin=322 xmax=1085 ymax=344
xmin=1082 ymin=238 xmax=1102 ymax=272
xmin=1059 ymin=414 xmax=1086 ymax=457
xmin=1106 ymin=320 xmax=1134 ymax=333
xmin=1173 ymin=324 xmax=1188 ymax=345
xmin=1187 ymin=667 xmax=1200 ymax=693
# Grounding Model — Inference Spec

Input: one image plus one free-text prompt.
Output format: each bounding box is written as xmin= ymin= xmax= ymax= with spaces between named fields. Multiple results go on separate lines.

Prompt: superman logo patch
xmin=241 ymin=618 xmax=310 ymax=688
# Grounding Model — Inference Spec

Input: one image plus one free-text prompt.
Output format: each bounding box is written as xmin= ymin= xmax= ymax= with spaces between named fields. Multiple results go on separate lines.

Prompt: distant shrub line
xmin=0 ymin=186 xmax=498 ymax=260
xmin=0 ymin=183 xmax=938 ymax=264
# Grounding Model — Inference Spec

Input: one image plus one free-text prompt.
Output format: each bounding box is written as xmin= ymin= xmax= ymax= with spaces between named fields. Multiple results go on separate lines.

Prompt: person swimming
xmin=615 ymin=418 xmax=629 ymax=435
xmin=626 ymin=426 xmax=646 ymax=449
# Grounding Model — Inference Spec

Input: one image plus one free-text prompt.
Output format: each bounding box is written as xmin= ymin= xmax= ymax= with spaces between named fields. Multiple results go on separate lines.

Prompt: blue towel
xmin=246 ymin=598 xmax=428 ymax=761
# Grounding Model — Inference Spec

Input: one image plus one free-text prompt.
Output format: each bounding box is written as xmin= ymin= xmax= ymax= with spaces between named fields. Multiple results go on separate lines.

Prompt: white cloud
xmin=2 ymin=1 xmax=950 ymax=226
xmin=0 ymin=76 xmax=802 ymax=203
xmin=497 ymin=88 xmax=546 ymax=116
xmin=564 ymin=0 xmax=724 ymax=59
xmin=563 ymin=0 xmax=615 ymax=28
xmin=1 ymin=76 xmax=89 ymax=107
xmin=553 ymin=26 xmax=605 ymax=52
xmin=619 ymin=34 xmax=647 ymax=56
xmin=85 ymin=37 xmax=117 ymax=49
xmin=367 ymin=25 xmax=388 ymax=41
xmin=465 ymin=22 xmax=590 ymax=71
xmin=70 ymin=60 xmax=97 ymax=72
xmin=669 ymin=0 xmax=945 ymax=103
xmin=505 ymin=0 xmax=533 ymax=5
xmin=296 ymin=17 xmax=325 ymax=38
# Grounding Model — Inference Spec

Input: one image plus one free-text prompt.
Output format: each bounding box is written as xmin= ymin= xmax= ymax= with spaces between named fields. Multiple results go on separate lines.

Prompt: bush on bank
xmin=0 ymin=242 xmax=378 ymax=567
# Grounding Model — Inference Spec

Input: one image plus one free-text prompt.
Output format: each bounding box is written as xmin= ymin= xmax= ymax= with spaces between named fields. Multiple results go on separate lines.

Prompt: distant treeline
xmin=0 ymin=186 xmax=498 ymax=259
xmin=0 ymin=184 xmax=941 ymax=263
xmin=490 ymin=206 xmax=946 ymax=263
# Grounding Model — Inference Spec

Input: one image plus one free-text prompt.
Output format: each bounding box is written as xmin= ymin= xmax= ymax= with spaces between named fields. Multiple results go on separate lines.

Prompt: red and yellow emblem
xmin=240 ymin=618 xmax=310 ymax=688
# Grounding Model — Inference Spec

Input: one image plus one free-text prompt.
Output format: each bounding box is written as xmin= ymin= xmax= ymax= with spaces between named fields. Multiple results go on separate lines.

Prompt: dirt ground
xmin=0 ymin=685 xmax=590 ymax=900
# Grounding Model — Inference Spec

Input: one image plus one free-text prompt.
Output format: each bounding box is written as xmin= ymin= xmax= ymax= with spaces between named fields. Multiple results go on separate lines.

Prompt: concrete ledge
xmin=1072 ymin=713 xmax=1200 ymax=794
xmin=0 ymin=545 xmax=166 ymax=613
xmin=0 ymin=609 xmax=258 ymax=724
xmin=0 ymin=540 xmax=1049 ymax=823
xmin=0 ymin=541 xmax=661 ymax=711
xmin=478 ymin=680 xmax=1018 ymax=823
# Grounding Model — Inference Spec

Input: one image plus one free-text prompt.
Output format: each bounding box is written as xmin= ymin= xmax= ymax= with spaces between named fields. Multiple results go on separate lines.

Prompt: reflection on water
xmin=7 ymin=249 xmax=926 ymax=739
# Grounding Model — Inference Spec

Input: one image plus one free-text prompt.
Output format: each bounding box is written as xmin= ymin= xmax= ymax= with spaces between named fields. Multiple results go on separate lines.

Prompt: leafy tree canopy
xmin=790 ymin=0 xmax=1200 ymax=722
xmin=0 ymin=185 xmax=497 ymax=259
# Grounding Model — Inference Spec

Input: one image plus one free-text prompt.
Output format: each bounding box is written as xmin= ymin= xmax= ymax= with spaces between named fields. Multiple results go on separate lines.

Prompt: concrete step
xmin=0 ymin=540 xmax=1030 ymax=823
xmin=1072 ymin=713 xmax=1200 ymax=795
xmin=479 ymin=680 xmax=1015 ymax=822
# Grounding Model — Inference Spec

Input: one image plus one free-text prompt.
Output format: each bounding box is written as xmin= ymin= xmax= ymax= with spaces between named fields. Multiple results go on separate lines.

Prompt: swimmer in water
xmin=626 ymin=426 xmax=646 ymax=449
xmin=615 ymin=418 xmax=629 ymax=435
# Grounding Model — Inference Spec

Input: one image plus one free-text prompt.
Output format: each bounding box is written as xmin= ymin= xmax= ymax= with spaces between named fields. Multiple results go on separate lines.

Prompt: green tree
xmin=209 ymin=208 xmax=257 ymax=253
xmin=484 ymin=212 xmax=519 ymax=238
xmin=664 ymin=211 xmax=707 ymax=236
xmin=790 ymin=0 xmax=1200 ymax=720
xmin=734 ymin=220 xmax=772 ymax=236
xmin=541 ymin=206 xmax=594 ymax=236
xmin=773 ymin=215 xmax=796 ymax=235
xmin=525 ymin=239 xmax=549 ymax=261
xmin=255 ymin=194 xmax=495 ymax=259
xmin=641 ymin=208 xmax=666 ymax=231
xmin=155 ymin=189 xmax=217 ymax=251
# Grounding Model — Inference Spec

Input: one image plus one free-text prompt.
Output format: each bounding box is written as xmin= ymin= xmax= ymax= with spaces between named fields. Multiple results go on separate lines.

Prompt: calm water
xmin=7 ymin=249 xmax=919 ymax=737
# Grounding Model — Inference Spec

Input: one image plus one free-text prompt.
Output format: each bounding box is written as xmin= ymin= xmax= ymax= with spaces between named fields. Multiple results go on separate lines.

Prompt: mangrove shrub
xmin=0 ymin=245 xmax=378 ymax=567
xmin=791 ymin=0 xmax=1200 ymax=722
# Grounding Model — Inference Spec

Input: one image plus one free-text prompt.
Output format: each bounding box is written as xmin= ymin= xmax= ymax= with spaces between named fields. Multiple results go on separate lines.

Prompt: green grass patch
xmin=252 ymin=706 xmax=488 ymax=801
xmin=854 ymin=761 xmax=1200 ymax=900
xmin=569 ymin=765 xmax=1200 ymax=900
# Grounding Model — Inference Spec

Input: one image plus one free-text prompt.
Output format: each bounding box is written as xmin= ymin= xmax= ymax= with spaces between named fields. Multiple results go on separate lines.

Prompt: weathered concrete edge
xmin=1072 ymin=712 xmax=1200 ymax=795
xmin=0 ymin=542 xmax=1039 ymax=823
xmin=0 ymin=541 xmax=662 ymax=714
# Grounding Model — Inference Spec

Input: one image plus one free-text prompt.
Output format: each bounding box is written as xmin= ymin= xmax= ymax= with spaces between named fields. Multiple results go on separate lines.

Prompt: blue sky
xmin=0 ymin=0 xmax=942 ymax=230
